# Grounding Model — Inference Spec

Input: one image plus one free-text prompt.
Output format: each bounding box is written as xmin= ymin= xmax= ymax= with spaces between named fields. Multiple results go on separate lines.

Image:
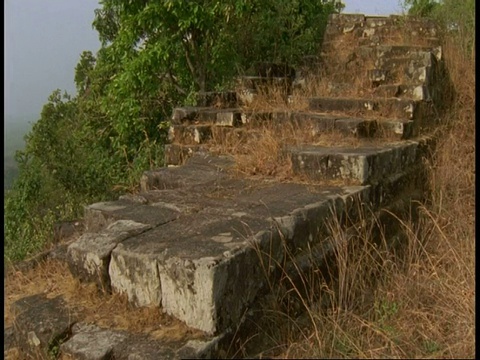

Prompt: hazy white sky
xmin=4 ymin=0 xmax=404 ymax=121
xmin=4 ymin=0 xmax=101 ymax=119
xmin=343 ymin=0 xmax=404 ymax=15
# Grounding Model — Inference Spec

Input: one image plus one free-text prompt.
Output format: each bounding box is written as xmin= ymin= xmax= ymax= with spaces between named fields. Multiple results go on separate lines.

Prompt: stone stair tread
xmin=141 ymin=152 xmax=235 ymax=191
xmin=172 ymin=106 xmax=244 ymax=124
xmin=287 ymin=138 xmax=428 ymax=184
xmin=308 ymin=96 xmax=420 ymax=120
xmin=320 ymin=79 xmax=428 ymax=100
xmin=355 ymin=44 xmax=442 ymax=61
xmin=84 ymin=200 xmax=180 ymax=232
xmin=168 ymin=124 xmax=212 ymax=145
xmin=196 ymin=90 xmax=238 ymax=108
xmin=66 ymin=139 xmax=429 ymax=333
xmin=357 ymin=36 xmax=440 ymax=47
xmin=164 ymin=143 xmax=206 ymax=166
xmin=374 ymin=83 xmax=429 ymax=100
xmin=281 ymin=111 xmax=413 ymax=137
xmin=171 ymin=106 xmax=210 ymax=122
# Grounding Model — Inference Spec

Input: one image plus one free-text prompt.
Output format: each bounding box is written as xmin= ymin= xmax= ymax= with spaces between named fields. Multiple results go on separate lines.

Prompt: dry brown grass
xmin=238 ymin=30 xmax=475 ymax=359
xmin=205 ymin=114 xmax=402 ymax=182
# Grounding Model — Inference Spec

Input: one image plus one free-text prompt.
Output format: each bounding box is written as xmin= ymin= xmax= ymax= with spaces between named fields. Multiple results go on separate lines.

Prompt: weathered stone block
xmin=67 ymin=220 xmax=151 ymax=289
xmin=60 ymin=323 xmax=127 ymax=360
xmin=335 ymin=118 xmax=378 ymax=137
xmin=12 ymin=294 xmax=76 ymax=358
xmin=168 ymin=124 xmax=212 ymax=144
xmin=216 ymin=110 xmax=242 ymax=127
xmin=196 ymin=91 xmax=238 ymax=108
xmin=288 ymin=141 xmax=423 ymax=185
xmin=171 ymin=106 xmax=208 ymax=123
xmin=109 ymin=243 xmax=163 ymax=307
xmin=164 ymin=144 xmax=202 ymax=166
xmin=140 ymin=152 xmax=234 ymax=192
xmin=84 ymin=199 xmax=181 ymax=233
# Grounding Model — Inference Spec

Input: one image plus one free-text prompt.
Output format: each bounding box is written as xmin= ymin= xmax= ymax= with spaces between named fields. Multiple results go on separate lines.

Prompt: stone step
xmin=167 ymin=125 xmax=253 ymax=149
xmin=243 ymin=111 xmax=414 ymax=139
xmin=319 ymin=48 xmax=440 ymax=89
xmin=61 ymin=322 xmax=222 ymax=359
xmin=165 ymin=127 xmax=254 ymax=166
xmin=140 ymin=152 xmax=235 ymax=192
xmin=287 ymin=137 xmax=432 ymax=185
xmin=308 ymin=97 xmax=422 ymax=120
xmin=357 ymin=35 xmax=439 ymax=47
xmin=373 ymin=52 xmax=436 ymax=75
xmin=373 ymin=84 xmax=430 ymax=101
xmin=322 ymin=45 xmax=441 ymax=68
xmin=323 ymin=80 xmax=429 ymax=101
xmin=196 ymin=91 xmax=238 ymax=108
xmin=367 ymin=65 xmax=434 ymax=87
xmin=168 ymin=124 xmax=213 ymax=145
xmin=324 ymin=22 xmax=439 ymax=46
xmin=68 ymin=153 xmax=386 ymax=335
xmin=64 ymin=137 xmax=433 ymax=335
xmin=172 ymin=107 xmax=243 ymax=126
xmin=237 ymin=76 xmax=293 ymax=89
xmin=164 ymin=143 xmax=205 ymax=166
xmin=327 ymin=13 xmax=437 ymax=28
xmin=168 ymin=110 xmax=415 ymax=151
xmin=236 ymin=76 xmax=293 ymax=102
xmin=355 ymin=44 xmax=442 ymax=62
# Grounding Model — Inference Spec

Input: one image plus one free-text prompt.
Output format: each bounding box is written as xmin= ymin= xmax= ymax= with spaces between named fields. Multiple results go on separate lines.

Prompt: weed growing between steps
xmin=229 ymin=31 xmax=475 ymax=359
xmin=205 ymin=110 xmax=403 ymax=182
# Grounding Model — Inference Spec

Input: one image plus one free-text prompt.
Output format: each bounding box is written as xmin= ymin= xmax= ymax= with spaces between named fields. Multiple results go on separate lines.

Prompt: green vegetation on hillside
xmin=4 ymin=0 xmax=343 ymax=262
xmin=4 ymin=117 xmax=34 ymax=191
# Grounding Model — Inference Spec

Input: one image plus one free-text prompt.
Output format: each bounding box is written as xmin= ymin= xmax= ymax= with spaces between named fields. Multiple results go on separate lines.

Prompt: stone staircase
xmin=7 ymin=14 xmax=447 ymax=359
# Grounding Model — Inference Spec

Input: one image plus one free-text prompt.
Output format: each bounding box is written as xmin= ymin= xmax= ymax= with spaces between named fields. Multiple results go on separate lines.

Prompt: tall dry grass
xmin=243 ymin=31 xmax=475 ymax=359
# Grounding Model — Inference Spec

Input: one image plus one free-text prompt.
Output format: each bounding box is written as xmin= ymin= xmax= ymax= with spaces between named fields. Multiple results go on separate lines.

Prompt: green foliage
xmin=403 ymin=0 xmax=441 ymax=16
xmin=402 ymin=0 xmax=475 ymax=56
xmin=4 ymin=153 xmax=79 ymax=261
xmin=234 ymin=0 xmax=341 ymax=66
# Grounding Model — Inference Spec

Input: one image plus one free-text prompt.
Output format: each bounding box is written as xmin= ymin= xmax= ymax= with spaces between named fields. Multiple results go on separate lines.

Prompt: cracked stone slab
xmin=67 ymin=220 xmax=152 ymax=289
xmin=308 ymin=97 xmax=421 ymax=120
xmin=11 ymin=294 xmax=77 ymax=358
xmin=84 ymin=198 xmax=182 ymax=233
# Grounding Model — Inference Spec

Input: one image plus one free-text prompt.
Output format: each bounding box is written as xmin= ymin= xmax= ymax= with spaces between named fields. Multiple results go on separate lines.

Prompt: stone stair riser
xmin=288 ymin=139 xmax=428 ymax=185
xmin=308 ymin=97 xmax=419 ymax=120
